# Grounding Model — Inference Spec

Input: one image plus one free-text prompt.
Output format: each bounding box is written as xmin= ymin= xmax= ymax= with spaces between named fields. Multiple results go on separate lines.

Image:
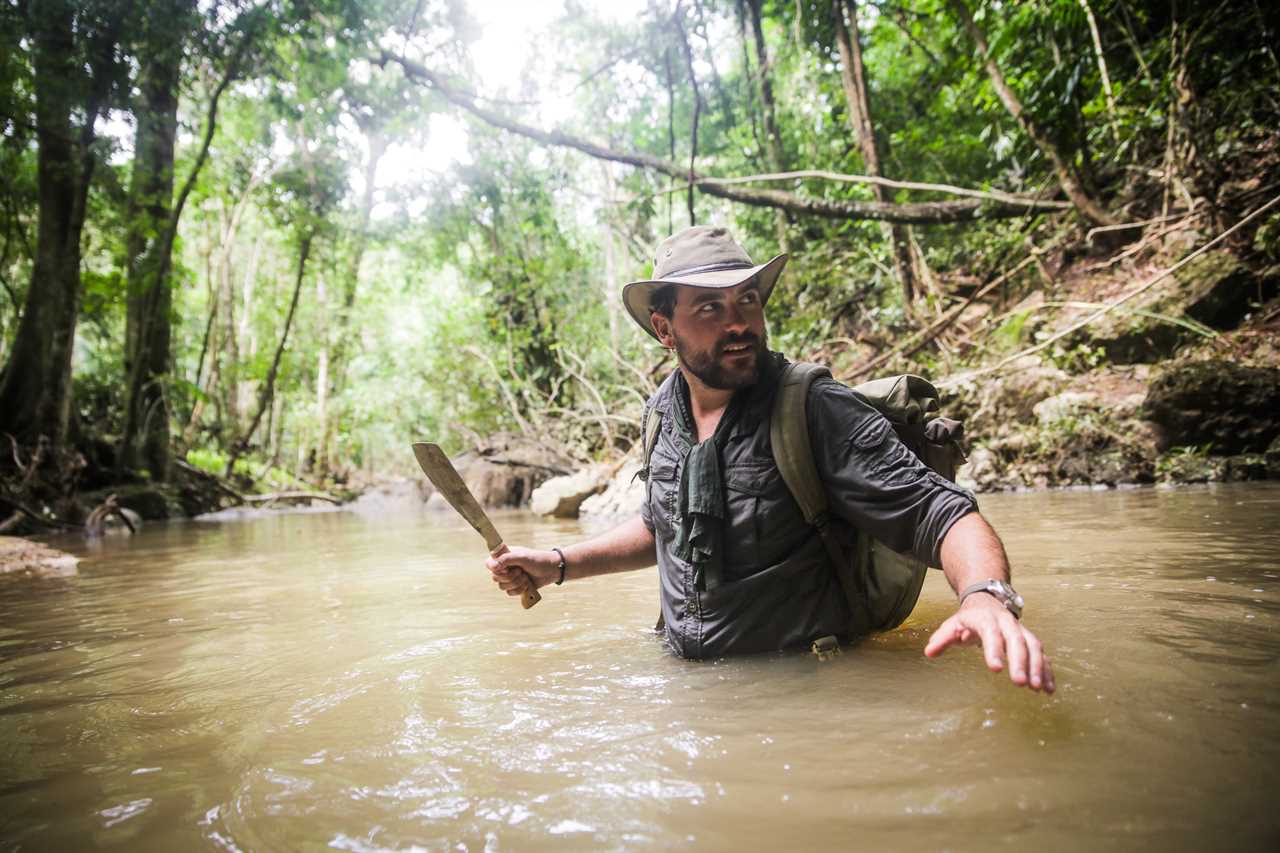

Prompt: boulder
xmin=1059 ymin=447 xmax=1153 ymax=486
xmin=956 ymin=445 xmax=1002 ymax=492
xmin=462 ymin=458 xmax=547 ymax=508
xmin=0 ymin=536 xmax=78 ymax=577
xmin=530 ymin=468 xmax=608 ymax=518
xmin=579 ymin=462 xmax=647 ymax=520
xmin=1143 ymin=360 xmax=1280 ymax=454
xmin=1156 ymin=450 xmax=1227 ymax=484
xmin=441 ymin=435 xmax=574 ymax=509
xmin=1071 ymin=251 xmax=1274 ymax=362
xmin=948 ymin=358 xmax=1068 ymax=431
xmin=1175 ymin=251 xmax=1276 ymax=329
xmin=1033 ymin=391 xmax=1099 ymax=425
xmin=349 ymin=478 xmax=433 ymax=514
xmin=1223 ymin=454 xmax=1268 ymax=482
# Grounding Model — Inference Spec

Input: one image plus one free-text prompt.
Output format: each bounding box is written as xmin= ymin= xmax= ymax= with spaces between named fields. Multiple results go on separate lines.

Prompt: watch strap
xmin=959 ymin=579 xmax=1022 ymax=619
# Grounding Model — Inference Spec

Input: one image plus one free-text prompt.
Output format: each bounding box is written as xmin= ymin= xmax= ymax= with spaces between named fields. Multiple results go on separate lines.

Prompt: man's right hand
xmin=486 ymin=547 xmax=562 ymax=597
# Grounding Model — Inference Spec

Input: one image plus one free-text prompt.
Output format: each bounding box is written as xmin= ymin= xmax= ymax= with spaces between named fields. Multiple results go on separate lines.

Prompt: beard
xmin=673 ymin=327 xmax=769 ymax=391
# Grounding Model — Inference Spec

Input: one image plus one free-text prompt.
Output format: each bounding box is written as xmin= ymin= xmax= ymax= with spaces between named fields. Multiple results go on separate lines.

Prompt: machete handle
xmin=491 ymin=542 xmax=542 ymax=609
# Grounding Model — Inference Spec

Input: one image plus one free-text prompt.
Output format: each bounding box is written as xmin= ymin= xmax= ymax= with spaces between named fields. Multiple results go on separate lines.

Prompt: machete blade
xmin=411 ymin=442 xmax=504 ymax=552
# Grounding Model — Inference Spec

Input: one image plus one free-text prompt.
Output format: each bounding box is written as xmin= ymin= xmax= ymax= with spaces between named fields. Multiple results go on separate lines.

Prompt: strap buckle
xmin=811 ymin=635 xmax=841 ymax=661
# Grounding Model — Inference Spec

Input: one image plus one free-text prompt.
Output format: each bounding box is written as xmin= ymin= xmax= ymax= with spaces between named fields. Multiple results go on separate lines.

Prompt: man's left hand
xmin=923 ymin=594 xmax=1055 ymax=693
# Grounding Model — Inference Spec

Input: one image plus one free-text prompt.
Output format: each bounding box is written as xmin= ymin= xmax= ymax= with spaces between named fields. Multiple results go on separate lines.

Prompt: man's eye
xmin=698 ymin=303 xmax=718 ymax=314
xmin=740 ymin=292 xmax=760 ymax=305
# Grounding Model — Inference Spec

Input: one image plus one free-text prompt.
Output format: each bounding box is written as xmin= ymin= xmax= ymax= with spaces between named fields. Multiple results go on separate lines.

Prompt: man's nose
xmin=723 ymin=301 xmax=748 ymax=332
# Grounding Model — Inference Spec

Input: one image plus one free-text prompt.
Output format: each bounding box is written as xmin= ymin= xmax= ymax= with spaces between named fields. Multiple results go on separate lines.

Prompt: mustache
xmin=717 ymin=331 xmax=759 ymax=351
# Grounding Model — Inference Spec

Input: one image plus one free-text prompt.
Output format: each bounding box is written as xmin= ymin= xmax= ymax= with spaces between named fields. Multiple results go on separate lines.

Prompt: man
xmin=488 ymin=226 xmax=1054 ymax=692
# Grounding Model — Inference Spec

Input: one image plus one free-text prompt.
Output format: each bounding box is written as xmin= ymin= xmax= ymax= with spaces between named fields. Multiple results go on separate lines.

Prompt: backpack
xmin=642 ymin=363 xmax=966 ymax=639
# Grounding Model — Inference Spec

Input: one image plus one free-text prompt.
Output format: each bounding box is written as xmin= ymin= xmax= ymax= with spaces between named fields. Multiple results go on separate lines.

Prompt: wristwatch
xmin=959 ymin=579 xmax=1024 ymax=619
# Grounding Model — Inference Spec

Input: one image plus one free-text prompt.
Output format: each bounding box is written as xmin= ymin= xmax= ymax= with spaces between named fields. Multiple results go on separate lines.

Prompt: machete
xmin=411 ymin=442 xmax=541 ymax=609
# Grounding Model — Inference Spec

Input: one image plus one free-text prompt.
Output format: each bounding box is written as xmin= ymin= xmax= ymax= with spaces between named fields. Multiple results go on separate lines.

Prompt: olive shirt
xmin=640 ymin=354 xmax=978 ymax=659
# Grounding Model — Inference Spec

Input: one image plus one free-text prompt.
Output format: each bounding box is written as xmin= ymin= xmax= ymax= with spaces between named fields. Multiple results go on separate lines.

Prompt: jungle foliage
xmin=0 ymin=0 xmax=1276 ymax=517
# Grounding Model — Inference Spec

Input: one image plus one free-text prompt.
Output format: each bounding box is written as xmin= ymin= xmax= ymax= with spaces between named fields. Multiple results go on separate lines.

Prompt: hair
xmin=649 ymin=284 xmax=677 ymax=319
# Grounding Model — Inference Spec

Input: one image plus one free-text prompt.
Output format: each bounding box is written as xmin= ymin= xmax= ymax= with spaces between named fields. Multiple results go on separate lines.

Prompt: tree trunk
xmin=322 ymin=131 xmax=386 ymax=470
xmin=268 ymin=391 xmax=285 ymax=468
xmin=743 ymin=0 xmax=790 ymax=251
xmin=328 ymin=131 xmax=385 ymax=398
xmin=120 ymin=0 xmax=186 ymax=482
xmin=949 ymin=0 xmax=1116 ymax=227
xmin=0 ymin=2 xmax=106 ymax=448
xmin=315 ymin=273 xmax=329 ymax=474
xmin=833 ymin=0 xmax=917 ymax=304
xmin=225 ymin=231 xmax=310 ymax=477
xmin=674 ymin=3 xmax=703 ymax=226
xmin=602 ymin=162 xmax=621 ymax=351
xmin=183 ymin=293 xmax=216 ymax=446
xmin=663 ymin=48 xmax=676 ymax=235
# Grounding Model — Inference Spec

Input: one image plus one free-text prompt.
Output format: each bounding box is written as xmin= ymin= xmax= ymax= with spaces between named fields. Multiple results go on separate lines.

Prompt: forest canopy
xmin=0 ymin=0 xmax=1276 ymax=516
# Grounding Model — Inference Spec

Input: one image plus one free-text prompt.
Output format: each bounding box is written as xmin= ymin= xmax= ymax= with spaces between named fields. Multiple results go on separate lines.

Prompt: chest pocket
xmin=645 ymin=457 xmax=680 ymax=537
xmin=722 ymin=460 xmax=792 ymax=578
xmin=724 ymin=460 xmax=775 ymax=496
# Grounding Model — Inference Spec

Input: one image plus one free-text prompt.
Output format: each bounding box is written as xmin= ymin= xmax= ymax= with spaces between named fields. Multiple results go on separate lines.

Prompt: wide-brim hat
xmin=622 ymin=225 xmax=788 ymax=341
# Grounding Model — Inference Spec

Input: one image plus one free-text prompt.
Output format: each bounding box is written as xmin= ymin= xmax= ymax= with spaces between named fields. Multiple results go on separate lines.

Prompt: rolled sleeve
xmin=807 ymin=378 xmax=977 ymax=566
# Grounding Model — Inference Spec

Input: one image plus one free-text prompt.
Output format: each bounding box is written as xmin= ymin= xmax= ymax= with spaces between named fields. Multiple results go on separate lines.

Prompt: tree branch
xmin=625 ymin=169 xmax=1071 ymax=209
xmin=381 ymin=52 xmax=1075 ymax=225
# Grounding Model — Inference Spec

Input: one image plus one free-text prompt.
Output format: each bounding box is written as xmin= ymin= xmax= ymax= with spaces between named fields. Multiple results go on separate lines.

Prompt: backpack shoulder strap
xmin=640 ymin=403 xmax=663 ymax=476
xmin=770 ymin=362 xmax=831 ymax=528
xmin=770 ymin=361 xmax=850 ymax=599
xmin=641 ymin=400 xmax=666 ymax=634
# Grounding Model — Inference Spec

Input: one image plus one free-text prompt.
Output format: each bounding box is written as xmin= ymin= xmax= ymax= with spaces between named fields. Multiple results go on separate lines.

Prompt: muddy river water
xmin=2 ymin=484 xmax=1278 ymax=850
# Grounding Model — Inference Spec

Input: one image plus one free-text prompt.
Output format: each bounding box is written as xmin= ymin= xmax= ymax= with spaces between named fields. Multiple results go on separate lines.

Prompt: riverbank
xmin=3 ymin=213 xmax=1277 ymax=538
xmin=548 ymin=220 xmax=1280 ymax=512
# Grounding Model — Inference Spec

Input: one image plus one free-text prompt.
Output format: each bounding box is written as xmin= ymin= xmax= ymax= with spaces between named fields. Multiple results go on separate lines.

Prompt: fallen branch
xmin=85 ymin=494 xmax=136 ymax=536
xmin=173 ymin=458 xmax=246 ymax=502
xmin=242 ymin=491 xmax=343 ymax=505
xmin=477 ymin=458 xmax=572 ymax=477
xmin=0 ymin=495 xmax=77 ymax=530
xmin=936 ymin=194 xmax=1280 ymax=389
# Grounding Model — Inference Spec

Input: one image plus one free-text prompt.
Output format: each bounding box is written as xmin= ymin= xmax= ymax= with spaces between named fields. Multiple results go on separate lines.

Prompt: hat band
xmin=663 ymin=260 xmax=756 ymax=278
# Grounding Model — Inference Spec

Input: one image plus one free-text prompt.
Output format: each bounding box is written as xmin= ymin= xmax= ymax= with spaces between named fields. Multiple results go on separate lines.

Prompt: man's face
xmin=652 ymin=280 xmax=768 ymax=391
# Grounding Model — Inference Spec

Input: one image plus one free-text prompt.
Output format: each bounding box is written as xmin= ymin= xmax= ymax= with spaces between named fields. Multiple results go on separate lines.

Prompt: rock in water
xmin=0 ymin=536 xmax=79 ymax=577
xmin=1265 ymin=435 xmax=1280 ymax=479
xmin=530 ymin=469 xmax=608 ymax=518
xmin=579 ymin=462 xmax=646 ymax=520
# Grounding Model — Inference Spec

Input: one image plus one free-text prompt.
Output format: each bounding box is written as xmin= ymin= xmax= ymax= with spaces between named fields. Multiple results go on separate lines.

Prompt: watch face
xmin=989 ymin=581 xmax=1023 ymax=614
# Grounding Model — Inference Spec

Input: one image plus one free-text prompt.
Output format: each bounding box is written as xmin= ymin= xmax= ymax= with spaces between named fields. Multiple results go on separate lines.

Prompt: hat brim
xmin=621 ymin=253 xmax=788 ymax=341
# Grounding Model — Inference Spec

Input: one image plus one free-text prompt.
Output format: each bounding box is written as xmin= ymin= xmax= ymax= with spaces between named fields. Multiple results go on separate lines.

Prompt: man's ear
xmin=651 ymin=313 xmax=675 ymax=349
